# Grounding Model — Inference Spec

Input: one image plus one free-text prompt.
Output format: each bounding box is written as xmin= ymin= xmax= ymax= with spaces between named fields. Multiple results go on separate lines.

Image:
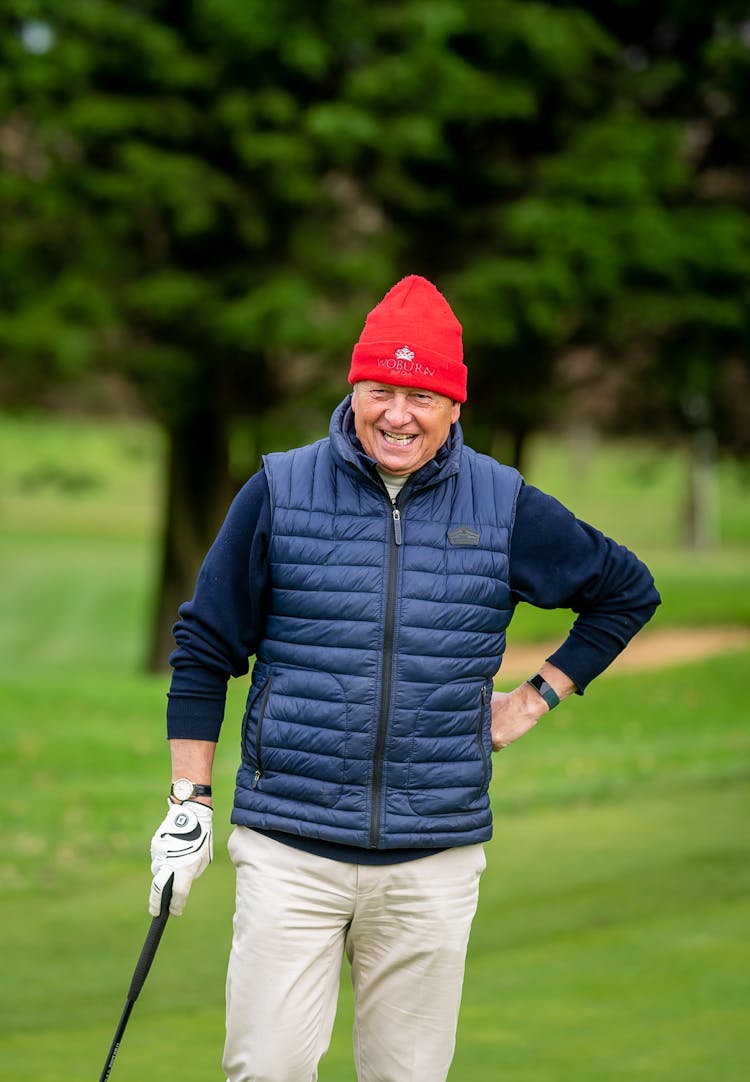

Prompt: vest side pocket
xmin=240 ymin=672 xmax=272 ymax=775
xmin=241 ymin=666 xmax=350 ymax=810
xmin=405 ymin=679 xmax=493 ymax=818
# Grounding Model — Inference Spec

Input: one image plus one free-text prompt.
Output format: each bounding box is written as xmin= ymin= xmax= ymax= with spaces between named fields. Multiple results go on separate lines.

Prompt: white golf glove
xmin=149 ymin=800 xmax=213 ymax=916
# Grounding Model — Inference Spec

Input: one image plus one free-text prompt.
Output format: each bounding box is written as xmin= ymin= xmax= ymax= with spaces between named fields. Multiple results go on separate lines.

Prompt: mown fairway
xmin=1 ymin=415 xmax=748 ymax=1080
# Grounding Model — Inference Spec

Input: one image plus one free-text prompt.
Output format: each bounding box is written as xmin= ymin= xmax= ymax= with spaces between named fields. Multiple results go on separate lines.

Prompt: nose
xmin=384 ymin=394 xmax=411 ymax=426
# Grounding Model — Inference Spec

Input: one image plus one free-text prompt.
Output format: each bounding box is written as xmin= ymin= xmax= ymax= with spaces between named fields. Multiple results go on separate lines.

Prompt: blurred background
xmin=1 ymin=3 xmax=748 ymax=1080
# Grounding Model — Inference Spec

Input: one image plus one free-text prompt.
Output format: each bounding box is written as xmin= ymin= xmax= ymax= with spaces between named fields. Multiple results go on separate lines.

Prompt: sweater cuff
xmin=545 ymin=640 xmax=598 ymax=695
xmin=166 ymin=692 xmax=226 ymax=742
xmin=546 ymin=631 xmax=631 ymax=695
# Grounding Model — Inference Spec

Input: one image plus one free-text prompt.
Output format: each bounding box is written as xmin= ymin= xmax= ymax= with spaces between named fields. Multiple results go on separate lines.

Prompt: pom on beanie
xmin=348 ymin=275 xmax=466 ymax=402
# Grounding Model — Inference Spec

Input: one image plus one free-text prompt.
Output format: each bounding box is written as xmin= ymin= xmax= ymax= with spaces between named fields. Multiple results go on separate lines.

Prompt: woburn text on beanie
xmin=348 ymin=275 xmax=466 ymax=402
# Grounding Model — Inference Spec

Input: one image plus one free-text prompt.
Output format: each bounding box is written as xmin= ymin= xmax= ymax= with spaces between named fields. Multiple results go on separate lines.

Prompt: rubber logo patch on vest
xmin=447 ymin=525 xmax=481 ymax=546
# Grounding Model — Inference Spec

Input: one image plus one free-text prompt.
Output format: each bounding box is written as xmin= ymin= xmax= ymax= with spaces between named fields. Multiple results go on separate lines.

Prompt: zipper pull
xmin=252 ymin=770 xmax=261 ymax=789
xmin=392 ymin=506 xmax=402 ymax=545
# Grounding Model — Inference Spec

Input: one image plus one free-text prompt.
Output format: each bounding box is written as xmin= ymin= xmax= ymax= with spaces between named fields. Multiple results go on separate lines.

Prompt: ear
xmin=450 ymin=401 xmax=461 ymax=424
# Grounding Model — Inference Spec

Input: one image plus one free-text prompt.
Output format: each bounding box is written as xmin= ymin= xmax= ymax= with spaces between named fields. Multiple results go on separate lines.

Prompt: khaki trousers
xmin=223 ymin=827 xmax=486 ymax=1082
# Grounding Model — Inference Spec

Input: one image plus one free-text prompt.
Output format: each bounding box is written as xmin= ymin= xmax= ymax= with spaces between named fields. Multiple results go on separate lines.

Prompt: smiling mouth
xmin=382 ymin=431 xmax=417 ymax=445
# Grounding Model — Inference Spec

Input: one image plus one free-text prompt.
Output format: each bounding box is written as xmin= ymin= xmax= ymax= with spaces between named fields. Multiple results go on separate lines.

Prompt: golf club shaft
xmin=99 ymin=1002 xmax=134 ymax=1082
xmin=98 ymin=873 xmax=174 ymax=1082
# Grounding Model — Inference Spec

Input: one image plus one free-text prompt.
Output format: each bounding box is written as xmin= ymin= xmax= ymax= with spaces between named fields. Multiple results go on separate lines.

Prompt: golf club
xmin=98 ymin=872 xmax=174 ymax=1081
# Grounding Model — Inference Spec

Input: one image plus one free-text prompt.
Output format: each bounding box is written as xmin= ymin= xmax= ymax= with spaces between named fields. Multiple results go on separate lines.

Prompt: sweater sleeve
xmin=508 ymin=483 xmax=661 ymax=692
xmin=166 ymin=469 xmax=272 ymax=741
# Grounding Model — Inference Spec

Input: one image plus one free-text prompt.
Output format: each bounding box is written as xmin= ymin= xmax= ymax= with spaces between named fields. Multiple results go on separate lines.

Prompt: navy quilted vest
xmin=232 ymin=399 xmax=522 ymax=849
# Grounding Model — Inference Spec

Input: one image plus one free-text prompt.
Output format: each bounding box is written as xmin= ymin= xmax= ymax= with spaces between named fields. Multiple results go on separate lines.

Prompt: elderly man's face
xmin=351 ymin=381 xmax=461 ymax=476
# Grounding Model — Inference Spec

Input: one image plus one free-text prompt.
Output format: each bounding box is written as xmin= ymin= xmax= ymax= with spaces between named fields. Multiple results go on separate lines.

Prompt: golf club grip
xmin=127 ymin=873 xmax=174 ymax=1001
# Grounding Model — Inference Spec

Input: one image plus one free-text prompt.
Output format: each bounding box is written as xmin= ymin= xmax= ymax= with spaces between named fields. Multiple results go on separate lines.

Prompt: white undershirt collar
xmin=377 ymin=469 xmax=409 ymax=503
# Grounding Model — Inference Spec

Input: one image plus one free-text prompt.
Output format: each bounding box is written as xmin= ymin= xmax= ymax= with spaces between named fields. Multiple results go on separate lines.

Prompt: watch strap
xmin=526 ymin=673 xmax=560 ymax=710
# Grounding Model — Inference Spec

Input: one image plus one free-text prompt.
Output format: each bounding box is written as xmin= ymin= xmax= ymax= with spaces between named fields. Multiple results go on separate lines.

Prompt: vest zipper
xmin=251 ymin=677 xmax=273 ymax=788
xmin=369 ymin=496 xmax=403 ymax=847
xmin=391 ymin=506 xmax=402 ymax=546
xmin=478 ymin=683 xmax=490 ymax=786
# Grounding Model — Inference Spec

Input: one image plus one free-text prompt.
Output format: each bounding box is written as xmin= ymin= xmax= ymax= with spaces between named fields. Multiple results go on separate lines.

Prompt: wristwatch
xmin=170 ymin=777 xmax=213 ymax=803
xmin=526 ymin=673 xmax=560 ymax=710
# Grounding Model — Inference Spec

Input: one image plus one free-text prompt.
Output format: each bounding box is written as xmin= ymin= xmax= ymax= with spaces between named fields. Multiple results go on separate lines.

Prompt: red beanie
xmin=348 ymin=275 xmax=466 ymax=402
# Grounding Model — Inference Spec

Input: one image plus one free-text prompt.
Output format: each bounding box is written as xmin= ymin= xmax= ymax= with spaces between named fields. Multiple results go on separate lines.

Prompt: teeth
xmin=383 ymin=432 xmax=416 ymax=444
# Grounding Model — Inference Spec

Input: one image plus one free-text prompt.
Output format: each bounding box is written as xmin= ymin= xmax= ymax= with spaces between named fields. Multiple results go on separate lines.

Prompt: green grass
xmin=2 ymin=657 xmax=748 ymax=1081
xmin=0 ymin=413 xmax=162 ymax=673
xmin=0 ymin=411 xmax=161 ymax=538
xmin=523 ymin=432 xmax=750 ymax=549
xmin=2 ymin=413 xmax=749 ymax=669
xmin=1 ymin=412 xmax=749 ymax=1079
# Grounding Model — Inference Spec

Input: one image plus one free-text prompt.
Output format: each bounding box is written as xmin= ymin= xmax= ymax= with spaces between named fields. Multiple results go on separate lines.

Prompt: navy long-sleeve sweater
xmin=167 ymin=470 xmax=660 ymax=742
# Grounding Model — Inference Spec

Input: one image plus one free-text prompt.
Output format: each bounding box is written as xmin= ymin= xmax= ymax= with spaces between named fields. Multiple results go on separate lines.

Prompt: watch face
xmin=172 ymin=778 xmax=193 ymax=801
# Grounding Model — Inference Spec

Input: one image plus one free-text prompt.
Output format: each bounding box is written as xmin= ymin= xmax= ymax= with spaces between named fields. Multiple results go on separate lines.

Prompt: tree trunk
xmin=147 ymin=405 xmax=235 ymax=671
xmin=684 ymin=427 xmax=719 ymax=550
xmin=509 ymin=425 xmax=529 ymax=473
xmin=487 ymin=426 xmax=529 ymax=472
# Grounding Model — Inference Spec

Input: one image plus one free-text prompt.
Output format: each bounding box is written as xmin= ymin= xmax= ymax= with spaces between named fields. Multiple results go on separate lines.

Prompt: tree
xmin=1 ymin=1 xmax=381 ymax=665
xmin=548 ymin=4 xmax=750 ymax=544
xmin=2 ymin=1 xmax=748 ymax=666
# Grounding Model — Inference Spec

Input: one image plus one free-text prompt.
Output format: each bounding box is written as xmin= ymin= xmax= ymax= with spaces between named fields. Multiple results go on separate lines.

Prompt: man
xmin=149 ymin=275 xmax=660 ymax=1082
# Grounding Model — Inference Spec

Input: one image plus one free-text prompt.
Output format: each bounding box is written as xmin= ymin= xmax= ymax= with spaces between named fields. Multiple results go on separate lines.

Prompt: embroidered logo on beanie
xmin=348 ymin=275 xmax=466 ymax=402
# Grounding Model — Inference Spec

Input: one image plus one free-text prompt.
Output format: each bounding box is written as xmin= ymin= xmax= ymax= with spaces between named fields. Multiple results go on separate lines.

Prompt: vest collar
xmin=329 ymin=395 xmax=464 ymax=496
